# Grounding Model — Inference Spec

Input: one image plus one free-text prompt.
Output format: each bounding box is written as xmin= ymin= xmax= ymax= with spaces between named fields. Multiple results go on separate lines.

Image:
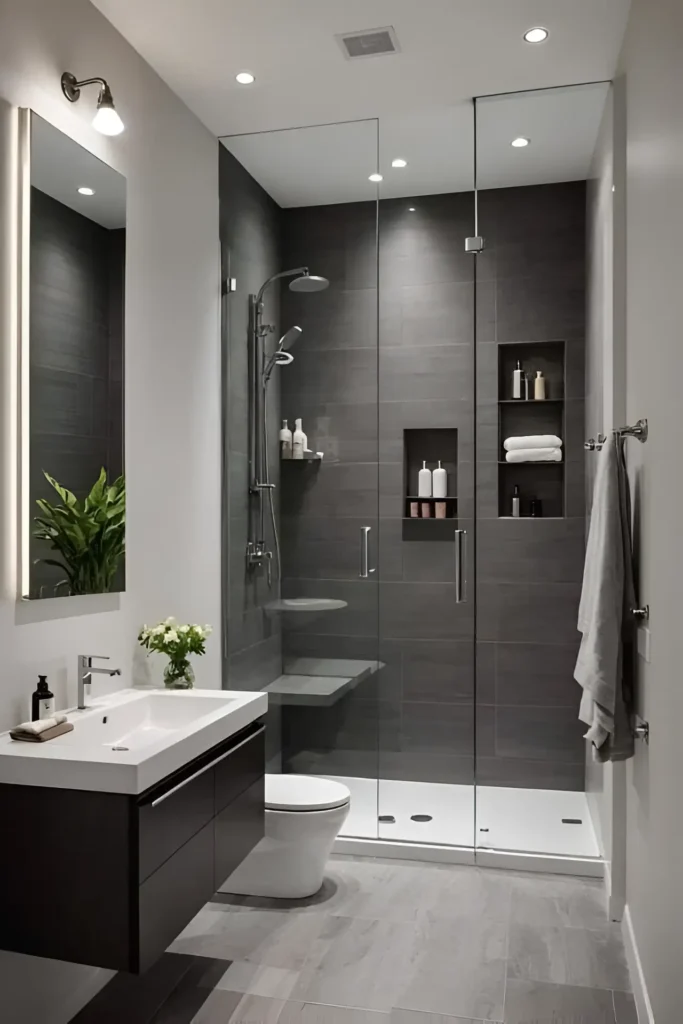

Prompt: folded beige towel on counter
xmin=10 ymin=713 xmax=67 ymax=739
xmin=504 ymin=434 xmax=562 ymax=451
xmin=10 ymin=721 xmax=74 ymax=743
xmin=505 ymin=447 xmax=563 ymax=463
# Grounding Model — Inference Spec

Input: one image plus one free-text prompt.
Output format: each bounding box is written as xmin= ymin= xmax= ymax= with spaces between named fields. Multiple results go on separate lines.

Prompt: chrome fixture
xmin=455 ymin=529 xmax=468 ymax=603
xmin=585 ymin=418 xmax=648 ymax=451
xmin=634 ymin=719 xmax=650 ymax=744
xmin=359 ymin=526 xmax=375 ymax=579
xmin=247 ymin=268 xmax=329 ymax=586
xmin=632 ymin=605 xmax=650 ymax=621
xmin=61 ymin=72 xmax=125 ymax=135
xmin=77 ymin=654 xmax=121 ymax=710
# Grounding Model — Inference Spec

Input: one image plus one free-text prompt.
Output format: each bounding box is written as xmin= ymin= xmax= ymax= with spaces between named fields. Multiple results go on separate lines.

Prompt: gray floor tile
xmin=510 ymin=883 xmax=609 ymax=930
xmin=420 ymin=866 xmax=512 ymax=925
xmin=612 ymin=990 xmax=638 ymax=1024
xmin=171 ymin=906 xmax=329 ymax=970
xmin=392 ymin=1011 xmax=486 ymax=1023
xmin=326 ymin=860 xmax=439 ymax=923
xmin=291 ymin=915 xmax=419 ymax=1012
xmin=281 ymin=1004 xmax=390 ymax=1023
xmin=507 ymin=921 xmax=631 ymax=992
xmin=396 ymin=915 xmax=507 ymax=1021
xmin=214 ymin=962 xmax=301 ymax=999
xmin=504 ymin=979 xmax=617 ymax=1023
xmin=191 ymin=991 xmax=286 ymax=1023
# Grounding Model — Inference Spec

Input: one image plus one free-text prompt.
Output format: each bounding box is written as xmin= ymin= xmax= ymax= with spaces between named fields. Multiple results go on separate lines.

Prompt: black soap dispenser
xmin=31 ymin=675 xmax=55 ymax=721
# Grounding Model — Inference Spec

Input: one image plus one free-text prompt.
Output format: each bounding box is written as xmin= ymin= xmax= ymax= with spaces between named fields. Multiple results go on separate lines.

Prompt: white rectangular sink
xmin=0 ymin=688 xmax=267 ymax=795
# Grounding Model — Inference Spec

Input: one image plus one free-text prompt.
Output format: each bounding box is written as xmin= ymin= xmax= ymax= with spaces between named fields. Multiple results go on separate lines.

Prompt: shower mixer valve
xmin=246 ymin=541 xmax=273 ymax=585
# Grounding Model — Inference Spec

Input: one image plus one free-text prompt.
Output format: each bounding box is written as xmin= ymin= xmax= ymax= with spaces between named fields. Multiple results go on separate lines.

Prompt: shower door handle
xmin=359 ymin=526 xmax=375 ymax=579
xmin=455 ymin=529 xmax=467 ymax=603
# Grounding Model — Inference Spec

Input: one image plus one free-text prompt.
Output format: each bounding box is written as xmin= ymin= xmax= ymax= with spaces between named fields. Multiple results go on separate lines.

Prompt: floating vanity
xmin=0 ymin=688 xmax=267 ymax=972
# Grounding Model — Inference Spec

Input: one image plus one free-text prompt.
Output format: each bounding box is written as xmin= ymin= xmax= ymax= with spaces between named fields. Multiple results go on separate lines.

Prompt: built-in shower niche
xmin=497 ymin=341 xmax=565 ymax=518
xmin=403 ymin=428 xmax=458 ymax=539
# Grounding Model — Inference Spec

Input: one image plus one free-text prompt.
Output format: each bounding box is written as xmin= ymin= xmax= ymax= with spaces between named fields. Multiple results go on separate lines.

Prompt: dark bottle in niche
xmin=530 ymin=497 xmax=543 ymax=517
xmin=31 ymin=675 xmax=55 ymax=721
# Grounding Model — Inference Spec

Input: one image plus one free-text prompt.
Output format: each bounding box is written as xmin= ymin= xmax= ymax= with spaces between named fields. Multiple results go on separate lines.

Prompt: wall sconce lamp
xmin=61 ymin=72 xmax=125 ymax=136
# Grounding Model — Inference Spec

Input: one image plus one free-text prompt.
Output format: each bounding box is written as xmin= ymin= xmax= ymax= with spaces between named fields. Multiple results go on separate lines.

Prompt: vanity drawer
xmin=138 ymin=760 xmax=214 ymax=882
xmin=137 ymin=818 xmax=215 ymax=973
xmin=214 ymin=724 xmax=265 ymax=813
xmin=215 ymin=775 xmax=265 ymax=890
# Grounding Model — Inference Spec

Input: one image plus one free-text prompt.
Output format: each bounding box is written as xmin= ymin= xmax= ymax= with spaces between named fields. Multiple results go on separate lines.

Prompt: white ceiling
xmin=32 ymin=113 xmax=126 ymax=229
xmin=92 ymin=0 xmax=629 ymax=206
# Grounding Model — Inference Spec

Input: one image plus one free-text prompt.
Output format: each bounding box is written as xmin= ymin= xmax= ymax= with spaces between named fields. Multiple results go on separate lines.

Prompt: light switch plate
xmin=637 ymin=626 xmax=651 ymax=663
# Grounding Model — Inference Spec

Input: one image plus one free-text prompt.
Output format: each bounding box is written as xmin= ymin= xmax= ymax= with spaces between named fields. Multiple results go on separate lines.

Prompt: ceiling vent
xmin=337 ymin=26 xmax=400 ymax=60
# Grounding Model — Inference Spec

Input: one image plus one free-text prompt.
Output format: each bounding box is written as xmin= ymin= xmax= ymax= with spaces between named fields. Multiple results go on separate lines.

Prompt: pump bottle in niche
xmin=511 ymin=484 xmax=521 ymax=518
xmin=512 ymin=359 xmax=523 ymax=399
xmin=418 ymin=461 xmax=432 ymax=497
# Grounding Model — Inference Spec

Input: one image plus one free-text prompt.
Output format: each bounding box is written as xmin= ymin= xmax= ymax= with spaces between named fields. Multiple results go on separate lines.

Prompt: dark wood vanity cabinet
xmin=0 ymin=720 xmax=265 ymax=973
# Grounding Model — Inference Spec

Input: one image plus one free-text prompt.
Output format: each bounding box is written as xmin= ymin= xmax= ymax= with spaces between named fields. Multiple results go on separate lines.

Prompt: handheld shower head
xmin=278 ymin=325 xmax=302 ymax=351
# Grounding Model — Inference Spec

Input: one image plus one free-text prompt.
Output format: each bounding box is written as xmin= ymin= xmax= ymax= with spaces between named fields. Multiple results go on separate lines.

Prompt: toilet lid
xmin=265 ymin=774 xmax=351 ymax=812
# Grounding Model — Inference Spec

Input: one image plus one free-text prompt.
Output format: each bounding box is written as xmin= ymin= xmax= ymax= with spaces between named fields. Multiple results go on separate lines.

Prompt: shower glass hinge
xmin=465 ymin=236 xmax=485 ymax=253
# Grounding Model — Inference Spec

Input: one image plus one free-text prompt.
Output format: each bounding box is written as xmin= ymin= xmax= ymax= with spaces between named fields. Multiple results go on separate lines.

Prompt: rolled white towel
xmin=506 ymin=447 xmax=563 ymax=463
xmin=11 ymin=714 xmax=67 ymax=737
xmin=504 ymin=435 xmax=562 ymax=452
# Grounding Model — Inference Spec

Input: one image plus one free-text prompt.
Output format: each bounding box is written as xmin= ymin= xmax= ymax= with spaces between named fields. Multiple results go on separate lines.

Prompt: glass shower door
xmin=473 ymin=85 xmax=608 ymax=862
xmin=220 ymin=119 xmax=382 ymax=839
xmin=376 ymin=107 xmax=478 ymax=849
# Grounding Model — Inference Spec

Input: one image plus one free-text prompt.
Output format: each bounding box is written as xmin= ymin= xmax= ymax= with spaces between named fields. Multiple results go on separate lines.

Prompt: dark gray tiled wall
xmin=29 ymin=188 xmax=124 ymax=597
xmin=219 ymin=147 xmax=283 ymax=768
xmin=476 ymin=181 xmax=587 ymax=791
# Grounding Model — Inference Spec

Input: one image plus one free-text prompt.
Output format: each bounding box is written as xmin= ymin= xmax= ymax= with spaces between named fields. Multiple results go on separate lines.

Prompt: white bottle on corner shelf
xmin=418 ymin=460 xmax=432 ymax=497
xmin=534 ymin=370 xmax=546 ymax=400
xmin=279 ymin=419 xmax=293 ymax=459
xmin=433 ymin=460 xmax=447 ymax=498
xmin=292 ymin=418 xmax=306 ymax=460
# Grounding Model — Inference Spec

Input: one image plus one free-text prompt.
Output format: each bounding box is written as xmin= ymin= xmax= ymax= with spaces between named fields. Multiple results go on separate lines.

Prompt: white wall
xmin=616 ymin=0 xmax=683 ymax=1017
xmin=0 ymin=0 xmax=220 ymax=1019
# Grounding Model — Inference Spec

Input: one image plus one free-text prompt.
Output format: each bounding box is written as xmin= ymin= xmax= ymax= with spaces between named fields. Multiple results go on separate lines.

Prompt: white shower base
xmin=324 ymin=775 xmax=600 ymax=859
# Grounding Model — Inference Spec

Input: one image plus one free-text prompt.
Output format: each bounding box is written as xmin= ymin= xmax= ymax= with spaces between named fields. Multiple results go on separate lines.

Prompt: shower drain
xmin=111 ymin=745 xmax=129 ymax=751
xmin=410 ymin=814 xmax=433 ymax=823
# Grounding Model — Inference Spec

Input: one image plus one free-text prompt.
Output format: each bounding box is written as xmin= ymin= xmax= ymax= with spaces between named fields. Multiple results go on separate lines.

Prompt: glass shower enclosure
xmin=220 ymin=82 xmax=611 ymax=869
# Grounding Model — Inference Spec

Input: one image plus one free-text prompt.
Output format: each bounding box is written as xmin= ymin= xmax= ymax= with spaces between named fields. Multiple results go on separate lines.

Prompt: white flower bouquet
xmin=138 ymin=617 xmax=212 ymax=689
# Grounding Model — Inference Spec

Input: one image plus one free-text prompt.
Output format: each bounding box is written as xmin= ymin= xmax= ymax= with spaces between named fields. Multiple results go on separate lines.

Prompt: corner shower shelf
xmin=265 ymin=598 xmax=347 ymax=613
xmin=263 ymin=657 xmax=382 ymax=707
xmin=281 ymin=452 xmax=323 ymax=462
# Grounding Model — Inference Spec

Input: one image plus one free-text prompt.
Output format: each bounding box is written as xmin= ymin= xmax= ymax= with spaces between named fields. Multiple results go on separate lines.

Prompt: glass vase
xmin=163 ymin=658 xmax=195 ymax=690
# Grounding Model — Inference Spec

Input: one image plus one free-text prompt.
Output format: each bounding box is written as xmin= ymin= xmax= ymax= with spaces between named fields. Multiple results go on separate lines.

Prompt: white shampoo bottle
xmin=292 ymin=418 xmax=305 ymax=460
xmin=433 ymin=460 xmax=447 ymax=498
xmin=279 ymin=419 xmax=293 ymax=459
xmin=418 ymin=460 xmax=432 ymax=497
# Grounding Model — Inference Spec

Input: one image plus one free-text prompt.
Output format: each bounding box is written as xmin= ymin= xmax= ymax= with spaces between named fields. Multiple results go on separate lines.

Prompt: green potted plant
xmin=138 ymin=618 xmax=212 ymax=689
xmin=33 ymin=468 xmax=125 ymax=595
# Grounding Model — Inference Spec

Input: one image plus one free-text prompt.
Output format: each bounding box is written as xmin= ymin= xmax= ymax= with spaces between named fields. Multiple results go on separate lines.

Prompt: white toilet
xmin=219 ymin=774 xmax=350 ymax=899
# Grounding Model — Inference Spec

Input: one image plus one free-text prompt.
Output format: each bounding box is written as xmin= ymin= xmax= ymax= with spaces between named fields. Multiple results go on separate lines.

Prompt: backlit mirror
xmin=24 ymin=113 xmax=126 ymax=599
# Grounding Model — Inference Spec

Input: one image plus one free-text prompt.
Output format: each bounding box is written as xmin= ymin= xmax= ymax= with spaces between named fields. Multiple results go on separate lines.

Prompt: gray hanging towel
xmin=574 ymin=432 xmax=635 ymax=761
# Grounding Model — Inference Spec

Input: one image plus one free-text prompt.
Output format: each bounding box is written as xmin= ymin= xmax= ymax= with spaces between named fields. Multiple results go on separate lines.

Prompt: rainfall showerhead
xmin=278 ymin=325 xmax=302 ymax=351
xmin=289 ymin=272 xmax=329 ymax=293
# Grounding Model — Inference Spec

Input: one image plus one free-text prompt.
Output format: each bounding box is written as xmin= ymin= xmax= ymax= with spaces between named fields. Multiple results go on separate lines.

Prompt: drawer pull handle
xmin=150 ymin=725 xmax=265 ymax=807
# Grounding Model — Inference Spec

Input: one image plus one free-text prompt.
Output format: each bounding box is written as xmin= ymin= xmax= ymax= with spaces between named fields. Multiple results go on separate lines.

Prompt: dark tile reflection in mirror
xmin=29 ymin=113 xmax=125 ymax=598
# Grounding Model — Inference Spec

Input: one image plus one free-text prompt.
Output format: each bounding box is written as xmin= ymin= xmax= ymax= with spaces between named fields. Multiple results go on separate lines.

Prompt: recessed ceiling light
xmin=391 ymin=158 xmax=407 ymax=168
xmin=368 ymin=173 xmax=383 ymax=182
xmin=408 ymin=207 xmax=416 ymax=212
xmin=236 ymin=71 xmax=255 ymax=85
xmin=78 ymin=187 xmax=95 ymax=195
xmin=511 ymin=137 xmax=530 ymax=148
xmin=524 ymin=26 xmax=548 ymax=43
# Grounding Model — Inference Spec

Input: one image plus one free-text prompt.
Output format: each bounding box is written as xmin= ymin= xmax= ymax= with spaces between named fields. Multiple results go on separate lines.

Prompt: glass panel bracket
xmin=465 ymin=236 xmax=485 ymax=253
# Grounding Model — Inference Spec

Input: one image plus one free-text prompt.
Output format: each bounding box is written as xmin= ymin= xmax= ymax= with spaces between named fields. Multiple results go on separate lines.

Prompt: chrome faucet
xmin=77 ymin=654 xmax=122 ymax=710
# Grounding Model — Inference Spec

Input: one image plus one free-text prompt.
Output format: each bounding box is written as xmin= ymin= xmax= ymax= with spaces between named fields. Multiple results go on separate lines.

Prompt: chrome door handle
xmin=359 ymin=526 xmax=375 ymax=578
xmin=455 ymin=529 xmax=467 ymax=603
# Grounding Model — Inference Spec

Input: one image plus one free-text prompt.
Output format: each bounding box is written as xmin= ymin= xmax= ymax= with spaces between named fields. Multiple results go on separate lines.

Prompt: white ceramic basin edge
xmin=0 ymin=688 xmax=268 ymax=795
